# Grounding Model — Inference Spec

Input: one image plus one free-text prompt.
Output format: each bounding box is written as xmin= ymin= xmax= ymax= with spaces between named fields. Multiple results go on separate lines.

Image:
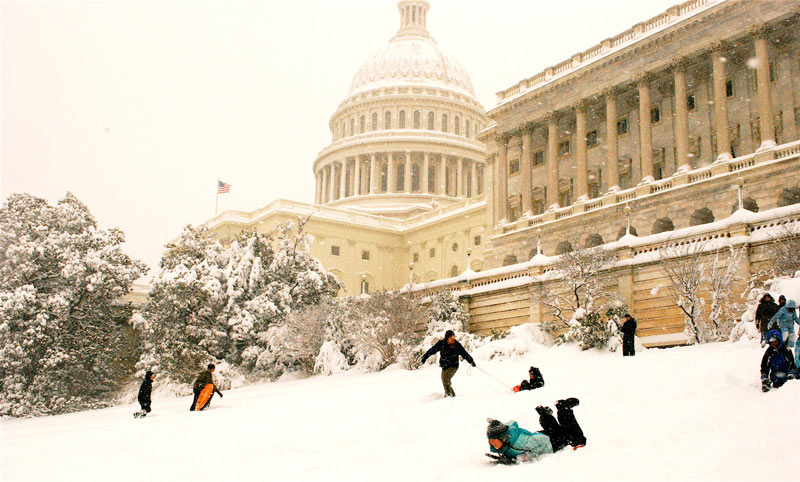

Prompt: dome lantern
xmin=394 ymin=1 xmax=431 ymax=40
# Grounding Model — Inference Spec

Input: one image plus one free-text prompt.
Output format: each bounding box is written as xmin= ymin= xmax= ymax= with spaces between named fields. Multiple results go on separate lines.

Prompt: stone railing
xmin=494 ymin=0 xmax=717 ymax=103
xmin=492 ymin=140 xmax=800 ymax=238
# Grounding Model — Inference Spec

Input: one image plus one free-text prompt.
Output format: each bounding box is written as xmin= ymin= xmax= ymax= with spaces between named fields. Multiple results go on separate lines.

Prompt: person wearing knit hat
xmin=486 ymin=398 xmax=586 ymax=464
xmin=134 ymin=370 xmax=155 ymax=419
xmin=420 ymin=330 xmax=476 ymax=397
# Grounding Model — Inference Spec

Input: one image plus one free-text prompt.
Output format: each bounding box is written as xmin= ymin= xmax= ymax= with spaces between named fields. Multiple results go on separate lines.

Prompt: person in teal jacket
xmin=486 ymin=398 xmax=586 ymax=464
xmin=769 ymin=299 xmax=799 ymax=364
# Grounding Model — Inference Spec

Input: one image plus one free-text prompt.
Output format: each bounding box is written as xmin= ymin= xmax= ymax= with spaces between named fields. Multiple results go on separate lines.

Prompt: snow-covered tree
xmin=0 ymin=193 xmax=147 ymax=416
xmin=768 ymin=223 xmax=800 ymax=277
xmin=415 ymin=290 xmax=483 ymax=362
xmin=659 ymin=242 xmax=744 ymax=343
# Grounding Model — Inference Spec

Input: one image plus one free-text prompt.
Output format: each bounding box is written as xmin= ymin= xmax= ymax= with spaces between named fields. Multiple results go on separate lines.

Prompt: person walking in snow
xmin=760 ymin=329 xmax=798 ymax=392
xmin=486 ymin=398 xmax=586 ymax=464
xmin=768 ymin=299 xmax=798 ymax=361
xmin=516 ymin=366 xmax=545 ymax=392
xmin=621 ymin=313 xmax=637 ymax=356
xmin=134 ymin=370 xmax=155 ymax=418
xmin=190 ymin=363 xmax=223 ymax=411
xmin=755 ymin=293 xmax=779 ymax=347
xmin=419 ymin=330 xmax=476 ymax=397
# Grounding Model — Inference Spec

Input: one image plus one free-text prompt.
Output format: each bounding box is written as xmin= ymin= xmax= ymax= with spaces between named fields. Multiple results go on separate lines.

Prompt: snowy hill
xmin=2 ymin=339 xmax=796 ymax=482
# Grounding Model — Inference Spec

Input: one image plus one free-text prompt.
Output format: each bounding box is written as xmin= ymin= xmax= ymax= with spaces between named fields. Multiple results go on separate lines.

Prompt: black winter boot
xmin=556 ymin=397 xmax=580 ymax=410
xmin=535 ymin=405 xmax=552 ymax=416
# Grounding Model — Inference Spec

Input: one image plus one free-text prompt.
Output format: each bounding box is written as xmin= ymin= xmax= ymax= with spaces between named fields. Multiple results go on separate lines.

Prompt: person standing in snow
xmin=134 ymin=370 xmax=155 ymax=418
xmin=621 ymin=314 xmax=637 ymax=356
xmin=190 ymin=363 xmax=223 ymax=411
xmin=517 ymin=366 xmax=545 ymax=391
xmin=486 ymin=398 xmax=586 ymax=464
xmin=760 ymin=329 xmax=798 ymax=392
xmin=755 ymin=293 xmax=779 ymax=347
xmin=768 ymin=299 xmax=798 ymax=361
xmin=419 ymin=330 xmax=475 ymax=397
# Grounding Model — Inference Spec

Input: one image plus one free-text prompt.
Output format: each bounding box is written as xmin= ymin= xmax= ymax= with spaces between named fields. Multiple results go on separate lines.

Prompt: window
xmin=361 ymin=250 xmax=370 ymax=261
xmin=411 ymin=164 xmax=420 ymax=191
xmin=384 ymin=111 xmax=391 ymax=129
xmin=350 ymin=118 xmax=355 ymax=136
xmin=509 ymin=205 xmax=520 ymax=222
xmin=726 ymin=80 xmax=733 ymax=97
xmin=559 ymin=140 xmax=570 ymax=156
xmin=650 ymin=106 xmax=661 ymax=124
xmin=533 ymin=199 xmax=545 ymax=215
xmin=465 ymin=120 xmax=471 ymax=138
xmin=399 ymin=110 xmax=406 ymax=128
xmin=617 ymin=118 xmax=628 ymax=135
xmin=473 ymin=235 xmax=481 ymax=246
xmin=361 ymin=280 xmax=369 ymax=294
xmin=360 ymin=115 xmax=366 ymax=133
xmin=427 ymin=112 xmax=435 ymax=130
xmin=586 ymin=130 xmax=598 ymax=147
xmin=769 ymin=61 xmax=776 ymax=82
xmin=396 ymin=163 xmax=404 ymax=191
xmin=559 ymin=190 xmax=571 ymax=207
xmin=654 ymin=163 xmax=663 ymax=181
xmin=429 ymin=247 xmax=436 ymax=258
xmin=413 ymin=252 xmax=419 ymax=262
xmin=371 ymin=113 xmax=378 ymax=131
xmin=414 ymin=111 xmax=421 ymax=129
xmin=454 ymin=116 xmax=460 ymax=135
xmin=534 ymin=150 xmax=545 ymax=166
xmin=451 ymin=242 xmax=458 ymax=252
xmin=509 ymin=159 xmax=520 ymax=174
xmin=589 ymin=183 xmax=600 ymax=199
xmin=687 ymin=95 xmax=696 ymax=111
xmin=330 ymin=246 xmax=340 ymax=256
xmin=619 ymin=173 xmax=631 ymax=190
xmin=441 ymin=114 xmax=448 ymax=132
xmin=450 ymin=265 xmax=459 ymax=277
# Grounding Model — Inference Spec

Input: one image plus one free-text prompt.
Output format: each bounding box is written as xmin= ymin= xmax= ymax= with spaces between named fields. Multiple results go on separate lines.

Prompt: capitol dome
xmin=312 ymin=0 xmax=488 ymax=219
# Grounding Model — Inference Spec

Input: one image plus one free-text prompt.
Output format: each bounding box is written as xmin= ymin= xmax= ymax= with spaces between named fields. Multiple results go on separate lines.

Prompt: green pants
xmin=441 ymin=367 xmax=459 ymax=397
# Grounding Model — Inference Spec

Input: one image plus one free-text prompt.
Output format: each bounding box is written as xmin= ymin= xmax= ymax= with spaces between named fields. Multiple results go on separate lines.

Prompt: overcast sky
xmin=2 ymin=0 xmax=678 ymax=279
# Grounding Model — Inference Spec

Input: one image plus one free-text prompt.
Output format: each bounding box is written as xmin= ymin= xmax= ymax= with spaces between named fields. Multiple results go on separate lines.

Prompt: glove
xmin=219 ymin=393 xmax=223 ymax=398
xmin=471 ymin=362 xmax=476 ymax=367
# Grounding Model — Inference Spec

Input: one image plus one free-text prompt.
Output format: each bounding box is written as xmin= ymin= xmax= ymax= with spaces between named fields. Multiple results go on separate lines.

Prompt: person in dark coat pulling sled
xmin=420 ymin=330 xmax=476 ymax=397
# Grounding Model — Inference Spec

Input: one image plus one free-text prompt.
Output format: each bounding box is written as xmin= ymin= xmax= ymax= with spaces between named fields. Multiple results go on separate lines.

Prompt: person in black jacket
xmin=755 ymin=293 xmax=779 ymax=347
xmin=134 ymin=370 xmax=155 ymax=418
xmin=420 ymin=330 xmax=476 ymax=397
xmin=190 ymin=363 xmax=223 ymax=411
xmin=621 ymin=314 xmax=637 ymax=357
xmin=761 ymin=329 xmax=798 ymax=392
xmin=519 ymin=366 xmax=545 ymax=391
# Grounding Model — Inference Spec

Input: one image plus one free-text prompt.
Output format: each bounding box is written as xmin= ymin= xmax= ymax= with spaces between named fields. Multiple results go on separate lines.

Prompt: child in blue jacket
xmin=486 ymin=398 xmax=586 ymax=464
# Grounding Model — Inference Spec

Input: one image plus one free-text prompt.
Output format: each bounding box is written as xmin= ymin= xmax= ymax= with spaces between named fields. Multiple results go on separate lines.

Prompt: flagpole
xmin=215 ymin=182 xmax=219 ymax=217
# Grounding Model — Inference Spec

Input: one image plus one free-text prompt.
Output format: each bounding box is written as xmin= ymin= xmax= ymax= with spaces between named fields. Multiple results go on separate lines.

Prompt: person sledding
xmin=190 ymin=363 xmax=223 ymax=411
xmin=486 ymin=398 xmax=586 ymax=464
xmin=513 ymin=366 xmax=545 ymax=392
xmin=420 ymin=330 xmax=476 ymax=397
xmin=761 ymin=329 xmax=798 ymax=392
xmin=133 ymin=370 xmax=155 ymax=418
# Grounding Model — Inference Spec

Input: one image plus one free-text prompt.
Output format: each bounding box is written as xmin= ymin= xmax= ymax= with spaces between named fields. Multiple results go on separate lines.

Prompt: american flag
xmin=217 ymin=180 xmax=231 ymax=194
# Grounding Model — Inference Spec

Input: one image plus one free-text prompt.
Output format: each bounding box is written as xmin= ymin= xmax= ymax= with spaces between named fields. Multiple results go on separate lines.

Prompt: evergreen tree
xmin=0 ymin=193 xmax=146 ymax=416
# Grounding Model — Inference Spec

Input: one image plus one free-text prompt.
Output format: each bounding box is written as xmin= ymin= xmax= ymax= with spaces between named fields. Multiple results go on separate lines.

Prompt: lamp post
xmin=466 ymin=247 xmax=472 ymax=271
xmin=360 ymin=273 xmax=367 ymax=294
xmin=408 ymin=262 xmax=414 ymax=286
xmin=734 ymin=176 xmax=744 ymax=211
xmin=624 ymin=204 xmax=632 ymax=236
xmin=536 ymin=227 xmax=542 ymax=256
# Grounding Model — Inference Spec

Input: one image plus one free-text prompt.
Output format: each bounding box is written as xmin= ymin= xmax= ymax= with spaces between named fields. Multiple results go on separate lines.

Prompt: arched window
xmin=396 ymin=163 xmax=405 ymax=191
xmin=454 ymin=116 xmax=460 ymax=135
xmin=414 ymin=111 xmax=421 ymax=129
xmin=502 ymin=254 xmax=518 ymax=266
xmin=616 ymin=225 xmax=638 ymax=240
xmin=465 ymin=119 xmax=471 ymax=138
xmin=441 ymin=114 xmax=448 ymax=132
xmin=652 ymin=218 xmax=675 ymax=234
xmin=360 ymin=116 xmax=366 ymax=133
xmin=411 ymin=163 xmax=420 ymax=191
xmin=385 ymin=111 xmax=391 ymax=129
xmin=427 ymin=112 xmax=435 ymax=130
xmin=556 ymin=241 xmax=573 ymax=254
xmin=380 ymin=162 xmax=388 ymax=192
xmin=731 ymin=198 xmax=759 ymax=213
xmin=350 ymin=118 xmax=355 ymax=136
xmin=371 ymin=113 xmax=378 ymax=131
xmin=585 ymin=234 xmax=603 ymax=248
xmin=428 ymin=164 xmax=436 ymax=193
xmin=399 ymin=110 xmax=406 ymax=129
xmin=450 ymin=265 xmax=459 ymax=277
xmin=690 ymin=208 xmax=715 ymax=226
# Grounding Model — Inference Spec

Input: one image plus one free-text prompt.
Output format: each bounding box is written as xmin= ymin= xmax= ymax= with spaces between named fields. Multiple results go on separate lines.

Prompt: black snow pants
xmin=623 ymin=335 xmax=635 ymax=356
xmin=539 ymin=406 xmax=587 ymax=451
xmin=189 ymin=387 xmax=202 ymax=411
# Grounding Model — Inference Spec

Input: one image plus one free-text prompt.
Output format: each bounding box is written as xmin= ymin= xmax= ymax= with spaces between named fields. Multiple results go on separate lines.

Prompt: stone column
xmin=369 ymin=154 xmax=378 ymax=194
xmin=497 ymin=135 xmax=508 ymax=222
xmin=438 ymin=155 xmax=446 ymax=195
xmin=575 ymin=100 xmax=589 ymax=201
xmin=711 ymin=43 xmax=732 ymax=161
xmin=339 ymin=160 xmax=347 ymax=199
xmin=521 ymin=123 xmax=533 ymax=216
xmin=457 ymin=158 xmax=464 ymax=197
xmin=486 ymin=155 xmax=496 ymax=225
xmin=604 ymin=88 xmax=619 ymax=191
xmin=753 ymin=27 xmax=776 ymax=150
xmin=387 ymin=154 xmax=396 ymax=193
xmin=672 ymin=59 xmax=691 ymax=171
xmin=471 ymin=160 xmax=478 ymax=198
xmin=422 ymin=152 xmax=430 ymax=194
xmin=546 ymin=114 xmax=560 ymax=209
xmin=404 ymin=151 xmax=411 ymax=193
xmin=327 ymin=164 xmax=335 ymax=202
xmin=637 ymin=73 xmax=654 ymax=182
xmin=353 ymin=157 xmax=361 ymax=196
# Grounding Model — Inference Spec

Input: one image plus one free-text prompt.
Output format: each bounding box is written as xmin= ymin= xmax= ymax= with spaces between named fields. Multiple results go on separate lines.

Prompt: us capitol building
xmin=209 ymin=0 xmax=800 ymax=345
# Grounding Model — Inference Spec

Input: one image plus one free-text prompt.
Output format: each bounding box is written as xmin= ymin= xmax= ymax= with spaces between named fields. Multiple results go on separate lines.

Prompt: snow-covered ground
xmin=2 ymin=338 xmax=796 ymax=482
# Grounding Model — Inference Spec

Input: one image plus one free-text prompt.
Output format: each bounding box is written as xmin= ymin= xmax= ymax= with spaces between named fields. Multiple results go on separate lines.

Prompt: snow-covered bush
xmin=414 ymin=290 xmax=483 ymax=365
xmin=546 ymin=306 xmax=627 ymax=351
xmin=0 ymin=193 xmax=147 ymax=416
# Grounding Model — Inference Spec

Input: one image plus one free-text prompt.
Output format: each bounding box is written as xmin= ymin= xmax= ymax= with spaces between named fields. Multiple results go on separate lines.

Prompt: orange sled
xmin=194 ymin=383 xmax=215 ymax=411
